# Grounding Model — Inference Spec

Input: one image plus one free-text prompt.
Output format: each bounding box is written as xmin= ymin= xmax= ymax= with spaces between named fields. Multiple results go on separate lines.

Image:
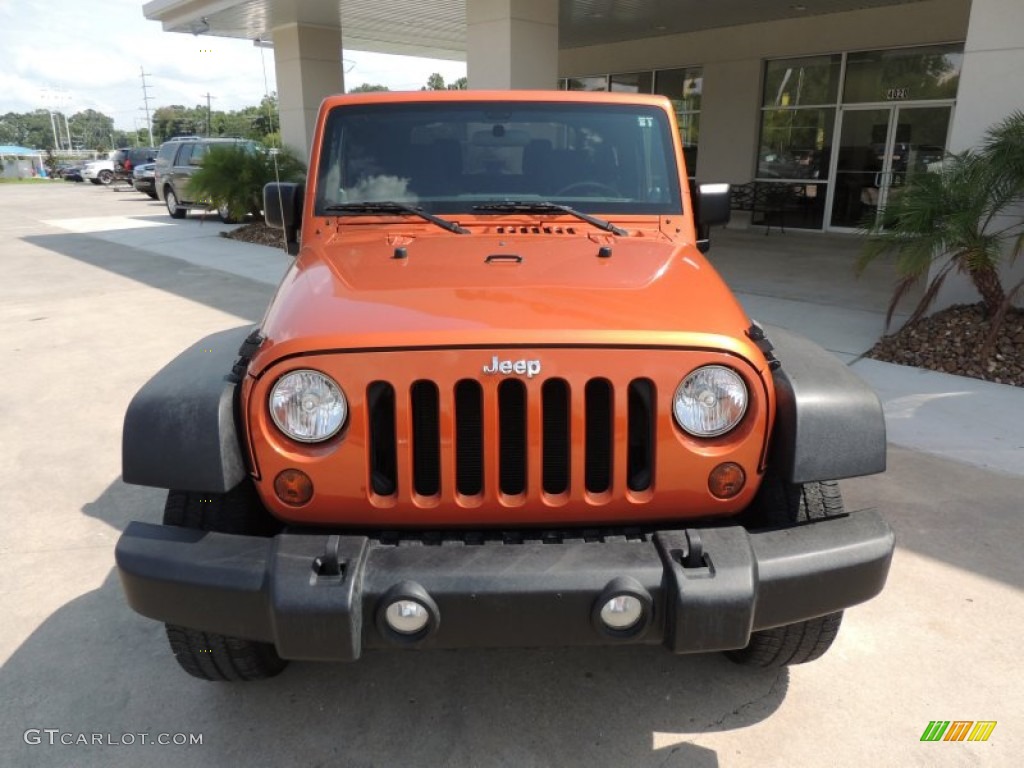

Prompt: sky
xmin=0 ymin=0 xmax=467 ymax=131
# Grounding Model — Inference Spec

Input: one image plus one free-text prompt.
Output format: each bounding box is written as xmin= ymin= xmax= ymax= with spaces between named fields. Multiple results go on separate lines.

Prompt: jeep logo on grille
xmin=482 ymin=356 xmax=541 ymax=378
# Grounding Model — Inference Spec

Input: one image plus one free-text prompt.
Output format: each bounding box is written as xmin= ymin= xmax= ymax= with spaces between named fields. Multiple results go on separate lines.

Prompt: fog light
xmin=274 ymin=469 xmax=313 ymax=506
xmin=384 ymin=600 xmax=430 ymax=635
xmin=708 ymin=462 xmax=745 ymax=499
xmin=600 ymin=595 xmax=643 ymax=630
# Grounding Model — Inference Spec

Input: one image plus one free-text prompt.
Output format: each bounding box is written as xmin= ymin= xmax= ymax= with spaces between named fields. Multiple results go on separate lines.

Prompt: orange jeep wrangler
xmin=116 ymin=91 xmax=894 ymax=681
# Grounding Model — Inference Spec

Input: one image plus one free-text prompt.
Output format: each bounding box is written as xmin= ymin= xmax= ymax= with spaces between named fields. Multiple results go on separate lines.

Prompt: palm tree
xmin=188 ymin=143 xmax=306 ymax=222
xmin=858 ymin=111 xmax=1024 ymax=332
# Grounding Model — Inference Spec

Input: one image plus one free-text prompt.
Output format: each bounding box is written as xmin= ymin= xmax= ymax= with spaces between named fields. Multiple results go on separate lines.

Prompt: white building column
xmin=467 ymin=0 xmax=558 ymax=89
xmin=933 ymin=0 xmax=1024 ymax=306
xmin=271 ymin=24 xmax=344 ymax=160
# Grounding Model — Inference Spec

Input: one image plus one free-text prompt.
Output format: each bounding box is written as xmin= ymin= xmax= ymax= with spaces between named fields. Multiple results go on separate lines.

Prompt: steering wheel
xmin=554 ymin=180 xmax=620 ymax=198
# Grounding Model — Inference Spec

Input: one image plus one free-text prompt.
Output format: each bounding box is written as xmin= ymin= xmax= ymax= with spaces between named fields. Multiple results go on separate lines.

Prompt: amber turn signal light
xmin=708 ymin=462 xmax=745 ymax=499
xmin=274 ymin=469 xmax=314 ymax=506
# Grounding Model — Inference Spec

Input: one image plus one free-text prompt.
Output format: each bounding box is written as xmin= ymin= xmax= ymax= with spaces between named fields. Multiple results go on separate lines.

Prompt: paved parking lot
xmin=1 ymin=182 xmax=1020 ymax=767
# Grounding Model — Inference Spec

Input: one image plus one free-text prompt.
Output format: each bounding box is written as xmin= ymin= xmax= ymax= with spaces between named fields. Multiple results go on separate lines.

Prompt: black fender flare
xmin=764 ymin=325 xmax=886 ymax=484
xmin=122 ymin=326 xmax=255 ymax=493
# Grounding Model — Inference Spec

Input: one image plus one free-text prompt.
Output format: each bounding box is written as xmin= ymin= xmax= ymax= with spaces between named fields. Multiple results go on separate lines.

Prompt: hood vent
xmin=495 ymin=225 xmax=577 ymax=236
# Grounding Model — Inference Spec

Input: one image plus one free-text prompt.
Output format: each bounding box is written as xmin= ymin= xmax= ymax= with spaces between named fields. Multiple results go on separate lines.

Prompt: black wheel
xmin=146 ymin=191 xmax=158 ymax=200
xmin=89 ymin=178 xmax=101 ymax=185
xmin=98 ymin=169 xmax=113 ymax=185
xmin=164 ymin=187 xmax=186 ymax=219
xmin=725 ymin=475 xmax=845 ymax=667
xmin=162 ymin=483 xmax=286 ymax=681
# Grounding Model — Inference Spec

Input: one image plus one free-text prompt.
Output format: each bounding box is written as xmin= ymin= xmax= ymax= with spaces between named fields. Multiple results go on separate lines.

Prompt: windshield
xmin=314 ymin=101 xmax=681 ymax=216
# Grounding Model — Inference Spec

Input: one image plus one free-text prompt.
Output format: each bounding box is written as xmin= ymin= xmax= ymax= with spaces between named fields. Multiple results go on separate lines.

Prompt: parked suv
xmin=154 ymin=137 xmax=254 ymax=221
xmin=112 ymin=147 xmax=156 ymax=184
xmin=117 ymin=91 xmax=893 ymax=682
xmin=81 ymin=157 xmax=114 ymax=185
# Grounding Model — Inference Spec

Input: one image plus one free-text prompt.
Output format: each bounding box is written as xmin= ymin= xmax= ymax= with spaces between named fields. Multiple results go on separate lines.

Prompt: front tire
xmin=98 ymin=169 xmax=113 ymax=185
xmin=164 ymin=187 xmax=186 ymax=219
xmin=162 ymin=483 xmax=286 ymax=681
xmin=726 ymin=476 xmax=845 ymax=667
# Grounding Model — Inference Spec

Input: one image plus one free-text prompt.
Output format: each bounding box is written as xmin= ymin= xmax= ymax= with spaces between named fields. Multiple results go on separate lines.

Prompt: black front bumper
xmin=115 ymin=512 xmax=894 ymax=661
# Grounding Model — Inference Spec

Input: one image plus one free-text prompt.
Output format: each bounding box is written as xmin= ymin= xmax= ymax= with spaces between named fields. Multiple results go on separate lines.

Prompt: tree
xmin=423 ymin=73 xmax=447 ymax=91
xmin=252 ymin=93 xmax=279 ymax=137
xmin=69 ymin=109 xmax=115 ymax=149
xmin=348 ymin=83 xmax=389 ymax=93
xmin=858 ymin=110 xmax=1024 ymax=340
xmin=43 ymin=148 xmax=59 ymax=176
xmin=0 ymin=110 xmax=59 ymax=149
xmin=152 ymin=105 xmax=204 ymax=141
xmin=423 ymin=73 xmax=467 ymax=90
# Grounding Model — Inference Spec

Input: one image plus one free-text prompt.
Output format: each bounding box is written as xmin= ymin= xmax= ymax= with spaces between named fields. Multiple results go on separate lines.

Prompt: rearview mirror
xmin=694 ymin=182 xmax=732 ymax=253
xmin=264 ymin=182 xmax=304 ymax=256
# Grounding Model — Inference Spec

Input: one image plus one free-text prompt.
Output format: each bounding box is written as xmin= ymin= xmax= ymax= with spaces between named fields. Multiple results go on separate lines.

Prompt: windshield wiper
xmin=472 ymin=201 xmax=628 ymax=237
xmin=324 ymin=202 xmax=468 ymax=234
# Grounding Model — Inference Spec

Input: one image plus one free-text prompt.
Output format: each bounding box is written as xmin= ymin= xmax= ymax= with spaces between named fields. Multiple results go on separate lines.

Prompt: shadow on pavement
xmin=0 ymin=478 xmax=792 ymax=768
xmin=22 ymin=233 xmax=274 ymax=323
xmin=843 ymin=446 xmax=1024 ymax=592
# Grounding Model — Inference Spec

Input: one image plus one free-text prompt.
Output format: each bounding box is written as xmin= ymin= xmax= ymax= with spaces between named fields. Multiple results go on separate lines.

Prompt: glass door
xmin=828 ymin=104 xmax=952 ymax=230
xmin=829 ymin=108 xmax=890 ymax=230
xmin=885 ymin=105 xmax=953 ymax=209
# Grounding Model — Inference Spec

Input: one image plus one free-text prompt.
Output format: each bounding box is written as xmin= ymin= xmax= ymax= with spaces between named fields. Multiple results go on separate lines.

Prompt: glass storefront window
xmin=655 ymin=67 xmax=703 ymax=175
xmin=566 ymin=76 xmax=609 ymax=91
xmin=609 ymin=72 xmax=653 ymax=93
xmin=843 ymin=44 xmax=963 ymax=103
xmin=654 ymin=67 xmax=702 ymax=112
xmin=757 ymin=108 xmax=835 ymax=181
xmin=763 ymin=55 xmax=842 ymax=107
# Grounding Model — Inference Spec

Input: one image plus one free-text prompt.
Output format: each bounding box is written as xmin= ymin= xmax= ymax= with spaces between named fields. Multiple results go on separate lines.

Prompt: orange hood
xmin=252 ymin=227 xmax=758 ymax=374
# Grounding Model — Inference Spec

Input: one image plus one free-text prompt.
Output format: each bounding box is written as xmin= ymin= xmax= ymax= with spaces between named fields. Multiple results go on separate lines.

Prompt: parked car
xmin=82 ymin=158 xmax=114 ymax=185
xmin=154 ymin=137 xmax=255 ymax=221
xmin=132 ymin=162 xmax=157 ymax=199
xmin=117 ymin=90 xmax=893 ymax=682
xmin=57 ymin=162 xmax=84 ymax=182
xmin=113 ymin=147 xmax=157 ymax=184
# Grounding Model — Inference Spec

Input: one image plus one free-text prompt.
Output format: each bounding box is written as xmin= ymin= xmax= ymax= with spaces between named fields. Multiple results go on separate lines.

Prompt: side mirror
xmin=264 ymin=182 xmax=304 ymax=256
xmin=694 ymin=182 xmax=732 ymax=253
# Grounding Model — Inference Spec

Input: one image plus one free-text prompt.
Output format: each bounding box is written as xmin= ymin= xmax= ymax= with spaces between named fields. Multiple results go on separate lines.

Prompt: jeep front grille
xmin=366 ymin=377 xmax=656 ymax=504
xmin=454 ymin=380 xmax=484 ymax=496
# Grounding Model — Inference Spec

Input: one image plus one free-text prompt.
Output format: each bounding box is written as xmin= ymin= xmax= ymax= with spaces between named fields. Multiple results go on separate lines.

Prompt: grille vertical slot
xmin=627 ymin=379 xmax=656 ymax=492
xmin=410 ymin=380 xmax=440 ymax=496
xmin=498 ymin=379 xmax=527 ymax=495
xmin=542 ymin=379 xmax=570 ymax=494
xmin=367 ymin=382 xmax=397 ymax=496
xmin=585 ymin=379 xmax=613 ymax=493
xmin=455 ymin=380 xmax=484 ymax=496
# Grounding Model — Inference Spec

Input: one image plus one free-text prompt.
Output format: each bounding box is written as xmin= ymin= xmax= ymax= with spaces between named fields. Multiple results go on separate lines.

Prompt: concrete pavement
xmin=709 ymin=229 xmax=1024 ymax=478
xmin=1 ymin=182 xmax=1020 ymax=767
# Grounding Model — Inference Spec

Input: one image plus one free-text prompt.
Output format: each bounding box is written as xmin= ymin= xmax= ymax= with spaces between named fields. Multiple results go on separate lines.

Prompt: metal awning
xmin=142 ymin=0 xmax=927 ymax=58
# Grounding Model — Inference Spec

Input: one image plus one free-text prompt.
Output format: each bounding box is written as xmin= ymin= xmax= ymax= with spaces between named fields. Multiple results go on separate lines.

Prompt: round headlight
xmin=673 ymin=365 xmax=748 ymax=437
xmin=269 ymin=369 xmax=347 ymax=442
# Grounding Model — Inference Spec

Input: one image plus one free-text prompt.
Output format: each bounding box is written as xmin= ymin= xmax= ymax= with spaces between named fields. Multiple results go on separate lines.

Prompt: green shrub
xmin=189 ymin=144 xmax=306 ymax=221
xmin=859 ymin=110 xmax=1024 ymax=334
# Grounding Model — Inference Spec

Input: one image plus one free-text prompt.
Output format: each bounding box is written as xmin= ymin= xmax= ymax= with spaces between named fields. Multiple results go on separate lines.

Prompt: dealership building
xmin=142 ymin=0 xmax=1023 ymax=297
